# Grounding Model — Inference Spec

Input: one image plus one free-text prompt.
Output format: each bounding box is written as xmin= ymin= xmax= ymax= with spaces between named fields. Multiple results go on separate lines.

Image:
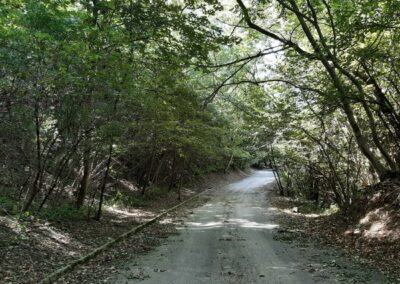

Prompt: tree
xmin=223 ymin=0 xmax=399 ymax=180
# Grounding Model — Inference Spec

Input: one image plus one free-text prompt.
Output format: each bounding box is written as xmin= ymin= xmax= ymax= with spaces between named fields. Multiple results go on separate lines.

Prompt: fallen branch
xmin=38 ymin=186 xmax=214 ymax=284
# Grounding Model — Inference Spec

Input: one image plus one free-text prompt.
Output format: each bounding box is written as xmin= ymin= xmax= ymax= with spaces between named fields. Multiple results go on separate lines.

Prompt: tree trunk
xmin=178 ymin=174 xmax=183 ymax=201
xmin=21 ymin=102 xmax=42 ymax=212
xmin=95 ymin=142 xmax=113 ymax=221
xmin=269 ymin=147 xmax=284 ymax=196
xmin=152 ymin=152 xmax=167 ymax=184
xmin=286 ymin=0 xmax=390 ymax=179
xmin=168 ymin=150 xmax=177 ymax=191
xmin=141 ymin=152 xmax=155 ymax=195
xmin=360 ymin=99 xmax=398 ymax=171
xmin=341 ymin=101 xmax=388 ymax=178
xmin=77 ymin=146 xmax=91 ymax=209
xmin=224 ymin=153 xmax=234 ymax=174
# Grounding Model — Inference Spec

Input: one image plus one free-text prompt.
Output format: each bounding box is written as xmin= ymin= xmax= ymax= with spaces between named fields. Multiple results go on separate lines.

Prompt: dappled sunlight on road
xmin=110 ymin=170 xmax=387 ymax=284
xmin=184 ymin=221 xmax=224 ymax=229
xmin=177 ymin=170 xmax=279 ymax=231
xmin=182 ymin=218 xmax=279 ymax=231
xmin=228 ymin=170 xmax=276 ymax=192
xmin=227 ymin=218 xmax=279 ymax=229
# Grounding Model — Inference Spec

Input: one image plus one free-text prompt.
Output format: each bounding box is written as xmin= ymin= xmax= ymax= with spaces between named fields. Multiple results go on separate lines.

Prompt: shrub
xmin=0 ymin=187 xmax=22 ymax=215
xmin=37 ymin=204 xmax=87 ymax=221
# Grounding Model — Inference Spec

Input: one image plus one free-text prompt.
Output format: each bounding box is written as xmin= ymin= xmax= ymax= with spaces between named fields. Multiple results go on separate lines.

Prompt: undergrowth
xmin=108 ymin=186 xmax=176 ymax=208
xmin=1 ymin=185 xmax=178 ymax=221
xmin=0 ymin=187 xmax=22 ymax=215
xmin=37 ymin=204 xmax=89 ymax=221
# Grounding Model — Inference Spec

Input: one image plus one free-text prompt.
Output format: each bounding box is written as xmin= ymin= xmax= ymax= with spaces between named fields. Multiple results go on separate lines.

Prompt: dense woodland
xmin=1 ymin=0 xmax=399 ymax=219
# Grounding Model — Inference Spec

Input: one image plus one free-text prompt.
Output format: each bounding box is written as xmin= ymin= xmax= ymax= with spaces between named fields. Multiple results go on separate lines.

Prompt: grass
xmin=0 ymin=187 xmax=88 ymax=221
xmin=144 ymin=186 xmax=176 ymax=200
xmin=0 ymin=184 xmax=178 ymax=221
xmin=37 ymin=204 xmax=88 ymax=221
xmin=107 ymin=186 xmax=176 ymax=208
xmin=108 ymin=191 xmax=147 ymax=208
xmin=296 ymin=202 xmax=339 ymax=216
xmin=0 ymin=186 xmax=22 ymax=215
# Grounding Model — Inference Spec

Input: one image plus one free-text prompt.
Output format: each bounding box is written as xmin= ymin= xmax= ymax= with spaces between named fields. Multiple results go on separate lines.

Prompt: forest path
xmin=110 ymin=170 xmax=386 ymax=283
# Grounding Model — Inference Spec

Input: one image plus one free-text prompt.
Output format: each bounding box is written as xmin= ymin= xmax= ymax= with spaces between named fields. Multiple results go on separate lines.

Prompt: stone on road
xmin=110 ymin=170 xmax=385 ymax=283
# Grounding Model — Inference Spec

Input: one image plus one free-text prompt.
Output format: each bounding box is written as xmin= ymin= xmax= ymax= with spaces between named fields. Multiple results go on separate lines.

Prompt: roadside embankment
xmin=0 ymin=169 xmax=248 ymax=284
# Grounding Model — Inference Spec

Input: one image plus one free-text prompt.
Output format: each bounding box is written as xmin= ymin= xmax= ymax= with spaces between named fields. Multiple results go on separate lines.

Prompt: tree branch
xmin=236 ymin=0 xmax=316 ymax=60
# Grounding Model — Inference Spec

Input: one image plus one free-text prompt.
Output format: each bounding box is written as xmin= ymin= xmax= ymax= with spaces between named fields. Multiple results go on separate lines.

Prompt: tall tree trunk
xmin=360 ymin=100 xmax=398 ymax=171
xmin=21 ymin=102 xmax=42 ymax=212
xmin=341 ymin=101 xmax=387 ymax=178
xmin=178 ymin=174 xmax=183 ymax=201
xmin=224 ymin=153 xmax=234 ymax=174
xmin=237 ymin=0 xmax=391 ymax=179
xmin=361 ymin=63 xmax=400 ymax=140
xmin=95 ymin=142 xmax=113 ymax=221
xmin=168 ymin=150 xmax=177 ymax=191
xmin=152 ymin=152 xmax=167 ymax=184
xmin=94 ymin=95 xmax=118 ymax=220
xmin=269 ymin=147 xmax=284 ymax=196
xmin=77 ymin=145 xmax=91 ymax=209
xmin=291 ymin=0 xmax=389 ymax=178
xmin=141 ymin=152 xmax=155 ymax=195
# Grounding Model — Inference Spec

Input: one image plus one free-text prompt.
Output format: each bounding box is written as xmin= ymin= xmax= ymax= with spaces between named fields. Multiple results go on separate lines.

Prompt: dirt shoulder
xmin=268 ymin=188 xmax=400 ymax=283
xmin=0 ymin=170 xmax=248 ymax=284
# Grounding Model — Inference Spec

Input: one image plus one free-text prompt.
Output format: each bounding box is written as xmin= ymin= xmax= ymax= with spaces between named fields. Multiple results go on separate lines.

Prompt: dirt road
xmin=111 ymin=170 xmax=386 ymax=283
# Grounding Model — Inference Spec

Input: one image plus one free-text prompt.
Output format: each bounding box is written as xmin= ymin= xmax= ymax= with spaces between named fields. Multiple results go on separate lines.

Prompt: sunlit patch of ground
xmin=268 ymin=202 xmax=338 ymax=219
xmin=0 ymin=202 xmax=164 ymax=283
xmin=268 ymin=189 xmax=400 ymax=281
xmin=0 ymin=215 xmax=25 ymax=235
xmin=106 ymin=206 xmax=156 ymax=220
xmin=186 ymin=221 xmax=224 ymax=229
xmin=226 ymin=218 xmax=279 ymax=229
xmin=345 ymin=207 xmax=400 ymax=240
xmin=0 ymin=169 xmax=248 ymax=284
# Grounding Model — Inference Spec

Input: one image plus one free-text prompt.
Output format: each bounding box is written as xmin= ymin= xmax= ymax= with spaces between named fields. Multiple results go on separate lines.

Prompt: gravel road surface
xmin=111 ymin=170 xmax=386 ymax=284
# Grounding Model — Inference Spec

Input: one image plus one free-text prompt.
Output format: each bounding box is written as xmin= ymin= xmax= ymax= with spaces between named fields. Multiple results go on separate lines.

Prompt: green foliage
xmin=145 ymin=187 xmax=176 ymax=200
xmin=37 ymin=204 xmax=88 ymax=221
xmin=0 ymin=0 xmax=249 ymax=217
xmin=108 ymin=191 xmax=143 ymax=208
xmin=108 ymin=187 xmax=174 ymax=209
xmin=4 ymin=0 xmax=397 ymax=218
xmin=0 ymin=187 xmax=22 ymax=215
xmin=192 ymin=0 xmax=400 ymax=211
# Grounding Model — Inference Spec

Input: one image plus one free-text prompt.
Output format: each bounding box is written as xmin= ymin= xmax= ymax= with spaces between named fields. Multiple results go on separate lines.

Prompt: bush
xmin=0 ymin=187 xmax=22 ymax=215
xmin=108 ymin=191 xmax=147 ymax=208
xmin=37 ymin=204 xmax=87 ymax=221
xmin=108 ymin=187 xmax=175 ymax=209
xmin=145 ymin=186 xmax=175 ymax=200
